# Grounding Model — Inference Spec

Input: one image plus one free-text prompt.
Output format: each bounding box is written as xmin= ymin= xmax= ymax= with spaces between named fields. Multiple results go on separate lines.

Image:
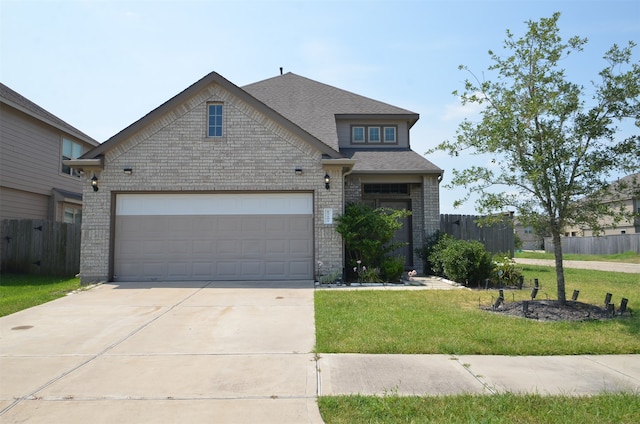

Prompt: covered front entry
xmin=113 ymin=193 xmax=313 ymax=282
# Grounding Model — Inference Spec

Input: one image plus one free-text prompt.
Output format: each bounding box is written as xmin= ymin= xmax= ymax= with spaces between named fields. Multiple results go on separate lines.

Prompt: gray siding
xmin=0 ymin=187 xmax=48 ymax=219
xmin=336 ymin=119 xmax=410 ymax=149
xmin=0 ymin=104 xmax=95 ymax=220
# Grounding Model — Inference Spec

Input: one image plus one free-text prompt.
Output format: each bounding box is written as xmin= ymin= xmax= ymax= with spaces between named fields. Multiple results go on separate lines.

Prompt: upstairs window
xmin=207 ymin=103 xmax=223 ymax=137
xmin=384 ymin=127 xmax=396 ymax=143
xmin=62 ymin=138 xmax=82 ymax=177
xmin=352 ymin=126 xmax=365 ymax=143
xmin=351 ymin=125 xmax=397 ymax=144
xmin=368 ymin=127 xmax=381 ymax=143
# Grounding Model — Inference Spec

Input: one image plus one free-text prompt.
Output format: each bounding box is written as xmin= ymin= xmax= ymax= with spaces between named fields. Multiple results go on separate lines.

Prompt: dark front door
xmin=379 ymin=200 xmax=412 ymax=267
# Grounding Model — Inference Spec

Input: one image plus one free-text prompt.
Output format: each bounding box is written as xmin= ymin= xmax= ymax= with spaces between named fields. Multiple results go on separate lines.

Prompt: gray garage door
xmin=114 ymin=193 xmax=313 ymax=282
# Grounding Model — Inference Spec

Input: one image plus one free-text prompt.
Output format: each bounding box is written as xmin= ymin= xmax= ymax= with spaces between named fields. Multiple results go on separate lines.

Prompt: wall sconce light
xmin=91 ymin=175 xmax=99 ymax=192
xmin=123 ymin=167 xmax=133 ymax=175
xmin=324 ymin=173 xmax=330 ymax=190
xmin=437 ymin=174 xmax=443 ymax=183
xmin=295 ymin=167 xmax=303 ymax=175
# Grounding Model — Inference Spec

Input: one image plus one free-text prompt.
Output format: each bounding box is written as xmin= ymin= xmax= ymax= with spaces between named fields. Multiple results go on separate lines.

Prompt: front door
xmin=379 ymin=200 xmax=412 ymax=267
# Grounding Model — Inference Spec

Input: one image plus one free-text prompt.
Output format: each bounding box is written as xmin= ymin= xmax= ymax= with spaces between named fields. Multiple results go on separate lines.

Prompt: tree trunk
xmin=552 ymin=230 xmax=567 ymax=305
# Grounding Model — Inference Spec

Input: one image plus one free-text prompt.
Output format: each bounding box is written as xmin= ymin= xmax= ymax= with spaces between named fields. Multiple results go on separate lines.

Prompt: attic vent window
xmin=363 ymin=184 xmax=409 ymax=195
xmin=207 ymin=103 xmax=224 ymax=137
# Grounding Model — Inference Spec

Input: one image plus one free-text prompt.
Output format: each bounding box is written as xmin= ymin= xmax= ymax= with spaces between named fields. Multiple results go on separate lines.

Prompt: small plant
xmin=316 ymin=261 xmax=341 ymax=284
xmin=380 ymin=256 xmax=405 ymax=282
xmin=493 ymin=254 xmax=523 ymax=286
xmin=353 ymin=261 xmax=382 ymax=283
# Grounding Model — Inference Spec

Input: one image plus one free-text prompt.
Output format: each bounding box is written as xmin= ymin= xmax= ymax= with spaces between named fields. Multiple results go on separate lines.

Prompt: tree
xmin=430 ymin=12 xmax=640 ymax=304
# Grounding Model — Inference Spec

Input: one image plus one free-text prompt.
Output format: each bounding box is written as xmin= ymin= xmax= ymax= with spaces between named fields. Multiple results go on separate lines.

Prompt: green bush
xmin=336 ymin=203 xmax=411 ymax=279
xmin=430 ymin=237 xmax=493 ymax=286
xmin=380 ymin=256 xmax=405 ymax=282
xmin=428 ymin=233 xmax=455 ymax=278
xmin=415 ymin=230 xmax=447 ymax=275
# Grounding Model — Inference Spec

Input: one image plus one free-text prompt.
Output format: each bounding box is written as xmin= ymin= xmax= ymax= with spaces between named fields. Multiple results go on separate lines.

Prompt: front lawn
xmin=315 ymin=266 xmax=640 ymax=355
xmin=0 ymin=274 xmax=81 ymax=317
xmin=316 ymin=265 xmax=640 ymax=422
xmin=319 ymin=393 xmax=640 ymax=424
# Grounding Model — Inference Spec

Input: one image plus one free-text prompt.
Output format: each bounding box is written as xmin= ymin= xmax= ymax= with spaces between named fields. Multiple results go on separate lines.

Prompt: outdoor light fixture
xmin=123 ymin=167 xmax=133 ymax=175
xmin=295 ymin=167 xmax=303 ymax=175
xmin=91 ymin=175 xmax=99 ymax=192
xmin=324 ymin=173 xmax=330 ymax=190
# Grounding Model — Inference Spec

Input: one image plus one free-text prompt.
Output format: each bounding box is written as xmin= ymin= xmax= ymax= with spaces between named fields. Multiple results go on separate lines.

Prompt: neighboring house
xmin=0 ymin=83 xmax=99 ymax=223
xmin=563 ymin=173 xmax=640 ymax=237
xmin=513 ymin=218 xmax=545 ymax=250
xmin=69 ymin=71 xmax=442 ymax=284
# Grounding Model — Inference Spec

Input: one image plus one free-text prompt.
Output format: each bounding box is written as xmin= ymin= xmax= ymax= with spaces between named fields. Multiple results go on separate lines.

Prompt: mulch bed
xmin=483 ymin=299 xmax=630 ymax=322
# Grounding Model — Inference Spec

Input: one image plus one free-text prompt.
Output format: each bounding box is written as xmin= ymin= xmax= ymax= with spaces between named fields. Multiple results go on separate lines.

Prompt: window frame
xmin=63 ymin=206 xmax=82 ymax=224
xmin=352 ymin=126 xmax=365 ymax=143
xmin=207 ymin=103 xmax=224 ymax=138
xmin=383 ymin=126 xmax=397 ymax=143
xmin=350 ymin=124 xmax=398 ymax=145
xmin=61 ymin=137 xmax=82 ymax=177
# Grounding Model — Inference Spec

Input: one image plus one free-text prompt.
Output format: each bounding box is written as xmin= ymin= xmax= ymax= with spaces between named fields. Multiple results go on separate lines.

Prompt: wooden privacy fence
xmin=545 ymin=233 xmax=640 ymax=255
xmin=1 ymin=219 xmax=81 ymax=276
xmin=440 ymin=214 xmax=515 ymax=256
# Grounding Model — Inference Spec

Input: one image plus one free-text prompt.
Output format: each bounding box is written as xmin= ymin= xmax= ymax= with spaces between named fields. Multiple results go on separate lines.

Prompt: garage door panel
xmin=115 ymin=194 xmax=313 ymax=282
xmin=216 ymin=239 xmax=240 ymax=256
xmin=265 ymin=239 xmax=286 ymax=255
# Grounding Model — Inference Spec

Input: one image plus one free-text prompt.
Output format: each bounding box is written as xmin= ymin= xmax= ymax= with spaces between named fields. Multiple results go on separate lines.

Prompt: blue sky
xmin=2 ymin=0 xmax=638 ymax=214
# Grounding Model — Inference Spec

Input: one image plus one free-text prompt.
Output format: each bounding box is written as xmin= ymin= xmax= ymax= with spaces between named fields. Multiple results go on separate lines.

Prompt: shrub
xmin=431 ymin=237 xmax=493 ymax=286
xmin=336 ymin=203 xmax=411 ymax=278
xmin=428 ymin=233 xmax=455 ymax=278
xmin=380 ymin=256 xmax=405 ymax=282
xmin=415 ymin=230 xmax=447 ymax=275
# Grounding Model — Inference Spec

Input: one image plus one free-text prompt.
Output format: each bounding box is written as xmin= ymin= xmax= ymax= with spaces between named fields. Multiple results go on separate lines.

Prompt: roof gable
xmin=83 ymin=71 xmax=342 ymax=160
xmin=0 ymin=83 xmax=98 ymax=146
xmin=243 ymin=73 xmax=419 ymax=151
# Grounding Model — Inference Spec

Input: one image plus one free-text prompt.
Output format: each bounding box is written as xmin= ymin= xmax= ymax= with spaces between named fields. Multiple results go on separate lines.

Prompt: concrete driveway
xmin=0 ymin=281 xmax=323 ymax=424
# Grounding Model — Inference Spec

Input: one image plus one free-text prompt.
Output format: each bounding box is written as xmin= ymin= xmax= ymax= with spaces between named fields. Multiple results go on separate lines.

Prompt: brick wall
xmin=79 ymin=83 xmax=344 ymax=283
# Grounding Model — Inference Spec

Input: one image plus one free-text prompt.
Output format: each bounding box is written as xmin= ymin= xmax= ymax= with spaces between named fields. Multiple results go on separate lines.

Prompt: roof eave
xmin=1 ymin=98 xmax=99 ymax=146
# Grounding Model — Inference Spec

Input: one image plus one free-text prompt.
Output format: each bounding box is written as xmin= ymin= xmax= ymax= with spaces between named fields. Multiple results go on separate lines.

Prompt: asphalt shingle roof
xmin=243 ymin=73 xmax=418 ymax=152
xmin=341 ymin=148 xmax=442 ymax=174
xmin=0 ymin=82 xmax=98 ymax=146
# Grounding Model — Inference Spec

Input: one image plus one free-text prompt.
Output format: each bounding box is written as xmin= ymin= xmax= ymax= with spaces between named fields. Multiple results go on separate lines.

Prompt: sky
xmin=1 ymin=0 xmax=639 ymax=214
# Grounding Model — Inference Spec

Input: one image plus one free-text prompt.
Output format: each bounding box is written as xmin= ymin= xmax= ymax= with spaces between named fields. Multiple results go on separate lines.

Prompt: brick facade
xmin=79 ymin=83 xmax=344 ymax=283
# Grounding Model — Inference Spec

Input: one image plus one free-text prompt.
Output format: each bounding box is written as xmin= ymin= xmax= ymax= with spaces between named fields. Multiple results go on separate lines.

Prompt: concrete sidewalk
xmin=0 ymin=281 xmax=323 ymax=424
xmin=318 ymin=354 xmax=640 ymax=396
xmin=515 ymin=258 xmax=640 ymax=274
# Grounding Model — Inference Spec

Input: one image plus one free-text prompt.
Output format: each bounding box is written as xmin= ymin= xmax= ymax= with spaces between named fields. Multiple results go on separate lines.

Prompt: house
xmin=563 ymin=173 xmax=640 ymax=237
xmin=513 ymin=218 xmax=545 ymax=251
xmin=0 ymin=83 xmax=99 ymax=223
xmin=68 ymin=71 xmax=442 ymax=284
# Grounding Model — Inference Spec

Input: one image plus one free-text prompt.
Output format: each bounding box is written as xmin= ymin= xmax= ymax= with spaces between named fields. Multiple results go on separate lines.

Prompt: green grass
xmin=316 ymin=265 xmax=640 ymax=422
xmin=0 ymin=274 xmax=82 ymax=317
xmin=315 ymin=266 xmax=640 ymax=355
xmin=515 ymin=250 xmax=640 ymax=264
xmin=319 ymin=393 xmax=640 ymax=424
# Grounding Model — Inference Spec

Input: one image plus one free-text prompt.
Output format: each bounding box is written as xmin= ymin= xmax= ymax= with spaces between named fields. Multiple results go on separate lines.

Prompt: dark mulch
xmin=483 ymin=299 xmax=630 ymax=322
